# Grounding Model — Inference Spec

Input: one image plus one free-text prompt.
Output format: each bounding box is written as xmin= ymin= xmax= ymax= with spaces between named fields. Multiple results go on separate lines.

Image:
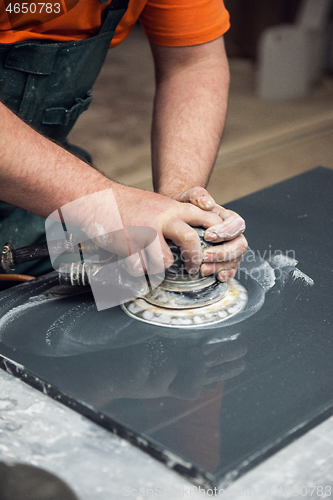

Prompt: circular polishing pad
xmin=121 ymin=279 xmax=248 ymax=328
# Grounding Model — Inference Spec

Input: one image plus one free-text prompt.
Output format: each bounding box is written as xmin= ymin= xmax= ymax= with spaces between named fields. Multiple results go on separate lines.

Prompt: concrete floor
xmin=68 ymin=24 xmax=333 ymax=205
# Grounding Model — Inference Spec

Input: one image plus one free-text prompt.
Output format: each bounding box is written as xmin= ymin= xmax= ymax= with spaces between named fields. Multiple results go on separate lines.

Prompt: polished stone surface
xmin=0 ymin=167 xmax=332 ymax=488
xmin=1 ymin=369 xmax=333 ymax=500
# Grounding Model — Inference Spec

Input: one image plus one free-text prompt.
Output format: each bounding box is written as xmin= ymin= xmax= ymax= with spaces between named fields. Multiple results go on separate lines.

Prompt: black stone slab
xmin=0 ymin=167 xmax=332 ymax=488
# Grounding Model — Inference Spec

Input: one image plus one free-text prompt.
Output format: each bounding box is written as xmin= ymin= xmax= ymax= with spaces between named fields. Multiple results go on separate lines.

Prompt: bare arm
xmin=150 ymin=37 xmax=247 ymax=281
xmin=0 ymin=102 xmax=222 ymax=272
xmin=150 ymin=36 xmax=230 ymax=197
xmin=0 ymin=102 xmax=111 ymax=218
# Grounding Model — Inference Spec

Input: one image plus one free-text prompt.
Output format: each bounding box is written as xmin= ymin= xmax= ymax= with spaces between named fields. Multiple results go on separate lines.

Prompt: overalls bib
xmin=0 ymin=0 xmax=129 ymax=275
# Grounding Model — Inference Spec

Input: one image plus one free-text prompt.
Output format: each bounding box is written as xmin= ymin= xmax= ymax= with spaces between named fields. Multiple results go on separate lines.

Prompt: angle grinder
xmin=1 ymin=228 xmax=248 ymax=328
xmin=121 ymin=228 xmax=248 ymax=328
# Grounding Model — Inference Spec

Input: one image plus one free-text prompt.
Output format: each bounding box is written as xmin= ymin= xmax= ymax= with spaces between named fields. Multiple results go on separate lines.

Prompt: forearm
xmin=0 ymin=102 xmax=224 ymax=271
xmin=0 ymin=102 xmax=112 ymax=221
xmin=150 ymin=37 xmax=229 ymax=198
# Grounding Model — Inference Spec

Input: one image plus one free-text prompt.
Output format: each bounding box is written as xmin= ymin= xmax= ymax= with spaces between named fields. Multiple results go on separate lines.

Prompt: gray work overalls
xmin=0 ymin=0 xmax=129 ymax=275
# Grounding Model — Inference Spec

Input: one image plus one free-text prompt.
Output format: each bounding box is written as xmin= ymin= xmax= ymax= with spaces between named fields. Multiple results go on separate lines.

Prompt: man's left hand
xmin=172 ymin=187 xmax=248 ymax=281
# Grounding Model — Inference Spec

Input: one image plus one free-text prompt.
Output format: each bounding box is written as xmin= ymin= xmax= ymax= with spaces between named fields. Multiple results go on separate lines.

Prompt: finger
xmin=159 ymin=236 xmax=175 ymax=270
xmin=125 ymin=252 xmax=146 ymax=277
xmin=200 ymin=257 xmax=242 ymax=277
xmin=175 ymin=202 xmax=222 ymax=229
xmin=172 ymin=187 xmax=217 ymax=211
xmin=211 ymin=204 xmax=244 ymax=222
xmin=142 ymin=232 xmax=168 ymax=276
xmin=163 ymin=218 xmax=202 ymax=274
xmin=202 ymin=235 xmax=248 ymax=263
xmin=126 ymin=235 xmax=174 ymax=276
xmin=205 ymin=209 xmax=246 ymax=242
xmin=205 ymin=215 xmax=246 ymax=242
xmin=217 ymin=267 xmax=238 ymax=282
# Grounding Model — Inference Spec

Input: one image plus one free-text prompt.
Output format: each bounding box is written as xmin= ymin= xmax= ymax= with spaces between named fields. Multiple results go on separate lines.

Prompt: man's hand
xmin=83 ymin=184 xmax=222 ymax=276
xmin=172 ymin=187 xmax=247 ymax=281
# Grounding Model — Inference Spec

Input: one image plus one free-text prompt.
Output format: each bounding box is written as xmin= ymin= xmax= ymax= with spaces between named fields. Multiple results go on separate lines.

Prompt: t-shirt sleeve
xmin=139 ymin=0 xmax=230 ymax=47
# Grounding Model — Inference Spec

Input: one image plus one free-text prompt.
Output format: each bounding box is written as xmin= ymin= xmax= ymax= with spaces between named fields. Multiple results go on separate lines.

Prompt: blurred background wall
xmin=224 ymin=0 xmax=301 ymax=58
xmin=68 ymin=0 xmax=333 ymax=206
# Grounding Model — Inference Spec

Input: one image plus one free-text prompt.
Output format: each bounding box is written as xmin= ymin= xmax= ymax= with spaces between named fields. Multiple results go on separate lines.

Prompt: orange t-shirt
xmin=0 ymin=0 xmax=230 ymax=47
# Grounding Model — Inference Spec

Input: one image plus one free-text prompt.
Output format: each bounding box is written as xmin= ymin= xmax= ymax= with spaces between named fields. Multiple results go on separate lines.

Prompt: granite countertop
xmin=1 ymin=369 xmax=333 ymax=499
xmin=1 ymin=168 xmax=332 ymax=498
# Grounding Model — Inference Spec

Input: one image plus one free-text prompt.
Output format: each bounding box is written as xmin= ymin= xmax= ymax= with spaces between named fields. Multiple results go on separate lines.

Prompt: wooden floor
xmin=69 ymin=24 xmax=333 ymax=205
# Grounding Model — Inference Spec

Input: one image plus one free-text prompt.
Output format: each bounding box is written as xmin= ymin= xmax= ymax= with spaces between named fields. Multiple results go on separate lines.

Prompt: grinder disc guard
xmin=121 ymin=278 xmax=248 ymax=328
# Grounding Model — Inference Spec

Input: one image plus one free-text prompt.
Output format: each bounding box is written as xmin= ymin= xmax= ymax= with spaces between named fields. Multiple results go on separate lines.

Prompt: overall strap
xmin=98 ymin=0 xmax=130 ymax=34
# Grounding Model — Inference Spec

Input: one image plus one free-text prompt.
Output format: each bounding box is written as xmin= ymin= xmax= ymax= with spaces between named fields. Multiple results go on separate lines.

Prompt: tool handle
xmin=12 ymin=242 xmax=50 ymax=264
xmin=1 ymin=236 xmax=105 ymax=272
xmin=1 ymin=242 xmax=50 ymax=272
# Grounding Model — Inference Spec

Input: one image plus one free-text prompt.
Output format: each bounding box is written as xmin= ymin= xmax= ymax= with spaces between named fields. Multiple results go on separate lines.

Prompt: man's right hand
xmin=81 ymin=184 xmax=222 ymax=276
